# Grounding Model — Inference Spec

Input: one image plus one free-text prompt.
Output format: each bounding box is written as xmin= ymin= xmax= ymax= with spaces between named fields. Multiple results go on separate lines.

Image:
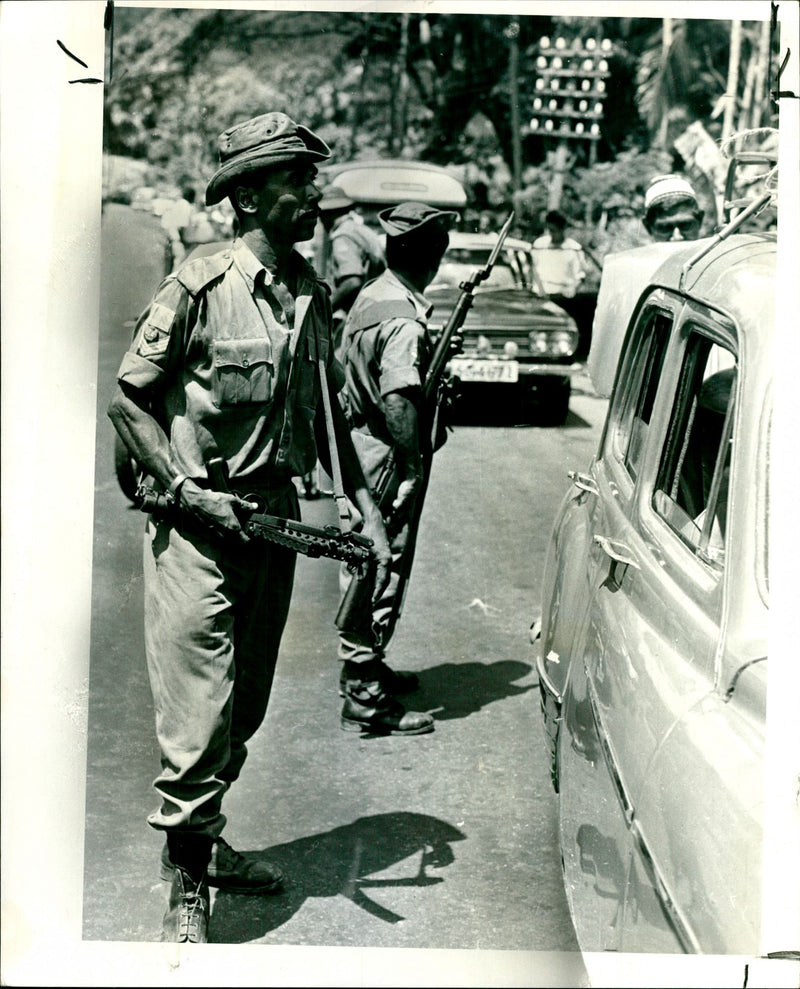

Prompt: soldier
xmin=107 ymin=111 xmax=391 ymax=944
xmin=298 ymin=186 xmax=385 ymax=500
xmin=336 ymin=202 xmax=457 ymax=737
xmin=317 ymin=184 xmax=386 ymax=345
xmin=643 ymin=174 xmax=704 ymax=242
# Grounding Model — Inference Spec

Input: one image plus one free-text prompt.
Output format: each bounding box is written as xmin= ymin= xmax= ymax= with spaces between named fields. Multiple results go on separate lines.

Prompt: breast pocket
xmin=212 ymin=338 xmax=273 ymax=410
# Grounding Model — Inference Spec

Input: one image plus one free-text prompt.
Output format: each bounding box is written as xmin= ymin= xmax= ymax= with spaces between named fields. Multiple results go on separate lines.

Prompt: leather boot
xmin=160 ymin=836 xmax=283 ymax=894
xmin=162 ymin=867 xmax=209 ymax=943
xmin=338 ymin=661 xmax=419 ymax=697
xmin=341 ymin=675 xmax=434 ymax=735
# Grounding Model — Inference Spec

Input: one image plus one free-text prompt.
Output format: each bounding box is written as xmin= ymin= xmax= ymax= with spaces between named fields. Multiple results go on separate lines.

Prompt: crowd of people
xmin=108 ymin=104 xmax=710 ymax=944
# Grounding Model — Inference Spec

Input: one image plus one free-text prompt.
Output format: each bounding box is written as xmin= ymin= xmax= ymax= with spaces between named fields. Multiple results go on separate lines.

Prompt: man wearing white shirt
xmin=531 ymin=210 xmax=587 ymax=299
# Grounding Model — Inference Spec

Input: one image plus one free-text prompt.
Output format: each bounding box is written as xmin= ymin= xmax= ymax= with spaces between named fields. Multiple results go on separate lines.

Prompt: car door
xmin=560 ymin=295 xmax=743 ymax=953
xmin=556 ymin=289 xmax=681 ymax=951
xmin=620 ymin=305 xmax=766 ymax=955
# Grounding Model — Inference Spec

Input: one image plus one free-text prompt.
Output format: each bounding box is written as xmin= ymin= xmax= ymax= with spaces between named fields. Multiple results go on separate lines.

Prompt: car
xmin=426 ymin=232 xmax=581 ymax=425
xmin=319 ymin=157 xmax=468 ymax=218
xmin=529 ymin=188 xmax=788 ymax=954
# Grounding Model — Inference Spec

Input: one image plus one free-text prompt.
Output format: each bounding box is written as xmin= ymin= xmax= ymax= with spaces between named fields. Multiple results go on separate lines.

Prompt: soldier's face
xmin=253 ymin=164 xmax=322 ymax=244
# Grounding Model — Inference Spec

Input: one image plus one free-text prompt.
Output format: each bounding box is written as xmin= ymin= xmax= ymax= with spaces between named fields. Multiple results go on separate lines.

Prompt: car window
xmin=607 ymin=306 xmax=672 ymax=488
xmin=652 ymin=337 xmax=736 ymax=573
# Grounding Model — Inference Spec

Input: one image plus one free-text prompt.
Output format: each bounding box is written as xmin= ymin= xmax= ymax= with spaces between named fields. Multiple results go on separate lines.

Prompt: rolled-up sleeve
xmin=116 ymin=278 xmax=188 ymax=390
xmin=377 ymin=318 xmax=424 ymax=396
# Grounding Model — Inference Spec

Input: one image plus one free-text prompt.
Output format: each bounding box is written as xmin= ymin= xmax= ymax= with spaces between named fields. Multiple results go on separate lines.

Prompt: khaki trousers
xmin=143 ymin=487 xmax=298 ymax=836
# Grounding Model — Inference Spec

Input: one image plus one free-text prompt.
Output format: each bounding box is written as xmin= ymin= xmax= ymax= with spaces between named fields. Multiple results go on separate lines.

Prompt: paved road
xmin=83 ymin=211 xmax=606 ymax=974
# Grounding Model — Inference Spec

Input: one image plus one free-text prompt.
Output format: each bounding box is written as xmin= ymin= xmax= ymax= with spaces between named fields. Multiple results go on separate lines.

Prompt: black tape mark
xmin=105 ymin=0 xmax=115 ymax=81
xmin=69 ymin=78 xmax=104 ymax=85
xmin=57 ymin=39 xmax=89 ymax=68
xmin=772 ymin=48 xmax=798 ymax=100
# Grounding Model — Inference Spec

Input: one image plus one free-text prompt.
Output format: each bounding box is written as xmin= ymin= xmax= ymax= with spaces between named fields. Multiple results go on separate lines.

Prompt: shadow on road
xmin=209 ymin=812 xmax=465 ymax=943
xmin=449 ymin=404 xmax=594 ymax=430
xmin=411 ymin=659 xmax=536 ymax=722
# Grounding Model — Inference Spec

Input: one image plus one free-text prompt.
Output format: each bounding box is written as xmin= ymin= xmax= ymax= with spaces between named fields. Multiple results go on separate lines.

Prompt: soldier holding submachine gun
xmin=335 ymin=203 xmax=515 ymax=737
xmin=107 ymin=110 xmax=391 ymax=944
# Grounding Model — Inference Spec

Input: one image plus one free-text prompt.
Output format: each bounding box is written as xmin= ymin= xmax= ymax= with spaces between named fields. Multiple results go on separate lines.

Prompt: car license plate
xmin=450 ymin=358 xmax=519 ymax=383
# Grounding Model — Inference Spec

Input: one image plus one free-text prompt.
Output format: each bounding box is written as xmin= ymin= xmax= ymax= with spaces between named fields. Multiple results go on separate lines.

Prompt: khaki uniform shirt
xmin=329 ymin=213 xmax=385 ymax=288
xmin=116 ymin=238 xmax=344 ymax=486
xmin=339 ymin=268 xmax=433 ymax=449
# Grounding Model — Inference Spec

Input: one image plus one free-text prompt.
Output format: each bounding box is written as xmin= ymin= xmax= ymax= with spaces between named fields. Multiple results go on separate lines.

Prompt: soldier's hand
xmin=360 ymin=504 xmax=391 ymax=601
xmin=179 ymin=481 xmax=256 ymax=545
xmin=391 ymin=475 xmax=422 ymax=523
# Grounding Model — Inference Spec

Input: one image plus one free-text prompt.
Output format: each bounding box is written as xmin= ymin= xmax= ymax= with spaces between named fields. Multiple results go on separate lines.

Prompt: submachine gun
xmin=136 ymin=458 xmax=374 ymax=576
xmin=206 ymin=458 xmax=375 ymax=575
xmin=335 ymin=211 xmax=516 ymax=642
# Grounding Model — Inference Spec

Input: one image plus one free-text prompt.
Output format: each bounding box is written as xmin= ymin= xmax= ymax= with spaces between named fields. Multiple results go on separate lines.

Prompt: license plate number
xmin=450 ymin=358 xmax=519 ymax=383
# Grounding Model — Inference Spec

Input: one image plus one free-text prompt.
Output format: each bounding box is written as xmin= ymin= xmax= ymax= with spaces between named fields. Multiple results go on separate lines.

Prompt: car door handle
xmin=593 ymin=535 xmax=640 ymax=570
xmin=568 ymin=470 xmax=599 ymax=495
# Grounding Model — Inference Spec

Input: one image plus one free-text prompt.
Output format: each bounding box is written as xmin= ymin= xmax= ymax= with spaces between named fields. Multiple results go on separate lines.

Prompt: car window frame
xmin=600 ymin=289 xmax=680 ymax=508
xmin=634 ymin=307 xmax=739 ymax=614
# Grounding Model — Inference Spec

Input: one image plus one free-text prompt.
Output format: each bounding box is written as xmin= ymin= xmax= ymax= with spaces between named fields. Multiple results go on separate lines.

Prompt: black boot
xmin=341 ymin=663 xmax=433 ymax=735
xmin=338 ymin=660 xmax=419 ymax=697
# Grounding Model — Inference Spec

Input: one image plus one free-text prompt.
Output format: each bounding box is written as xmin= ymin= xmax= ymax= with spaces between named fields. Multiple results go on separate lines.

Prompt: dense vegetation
xmin=104 ymin=6 xmax=778 ymax=252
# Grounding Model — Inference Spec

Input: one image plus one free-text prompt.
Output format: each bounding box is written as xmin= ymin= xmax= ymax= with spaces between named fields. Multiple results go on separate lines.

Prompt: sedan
xmin=529 ymin=207 xmax=792 ymax=954
xmin=427 ymin=232 xmax=581 ymax=424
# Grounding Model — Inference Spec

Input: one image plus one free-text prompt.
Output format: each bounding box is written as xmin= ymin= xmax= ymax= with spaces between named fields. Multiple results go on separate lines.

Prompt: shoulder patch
xmin=147 ymin=301 xmax=175 ymax=332
xmin=175 ymin=249 xmax=234 ymax=295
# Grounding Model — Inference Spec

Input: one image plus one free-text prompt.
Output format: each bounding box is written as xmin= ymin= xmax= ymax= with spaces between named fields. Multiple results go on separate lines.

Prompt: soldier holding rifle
xmin=107 ymin=111 xmax=390 ymax=944
xmin=335 ymin=202 xmax=460 ymax=737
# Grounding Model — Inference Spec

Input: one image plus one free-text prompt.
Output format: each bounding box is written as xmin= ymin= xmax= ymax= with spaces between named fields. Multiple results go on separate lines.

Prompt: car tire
xmin=530 ymin=377 xmax=571 ymax=426
xmin=114 ymin=433 xmax=140 ymax=504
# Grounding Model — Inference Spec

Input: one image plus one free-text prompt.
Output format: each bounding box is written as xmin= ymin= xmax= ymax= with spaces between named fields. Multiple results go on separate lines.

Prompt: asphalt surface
xmin=81 ymin=207 xmax=607 ymax=978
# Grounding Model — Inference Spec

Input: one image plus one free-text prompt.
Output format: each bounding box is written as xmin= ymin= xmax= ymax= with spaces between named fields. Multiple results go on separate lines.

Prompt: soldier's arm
xmin=384 ymin=388 xmax=424 ymax=518
xmin=330 ymin=274 xmax=363 ymax=313
xmin=108 ymin=382 xmax=253 ymax=543
xmin=108 ymin=274 xmax=251 ymax=542
xmin=322 ymin=397 xmax=391 ymax=594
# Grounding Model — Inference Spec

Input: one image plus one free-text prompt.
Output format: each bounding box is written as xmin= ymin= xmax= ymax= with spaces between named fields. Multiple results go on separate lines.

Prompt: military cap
xmin=319 ymin=185 xmax=354 ymax=212
xmin=378 ymin=201 xmax=459 ymax=238
xmin=205 ymin=112 xmax=331 ymax=206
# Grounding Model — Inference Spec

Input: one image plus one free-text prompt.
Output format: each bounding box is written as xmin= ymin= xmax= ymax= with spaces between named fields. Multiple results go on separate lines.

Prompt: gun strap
xmin=314 ymin=318 xmax=352 ymax=532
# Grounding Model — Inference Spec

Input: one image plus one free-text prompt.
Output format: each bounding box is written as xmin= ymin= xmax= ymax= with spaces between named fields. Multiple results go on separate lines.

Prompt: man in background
xmin=300 ymin=185 xmax=387 ymax=500
xmin=531 ymin=209 xmax=587 ymax=299
xmin=318 ymin=185 xmax=386 ymax=351
xmin=642 ymin=174 xmax=704 ymax=243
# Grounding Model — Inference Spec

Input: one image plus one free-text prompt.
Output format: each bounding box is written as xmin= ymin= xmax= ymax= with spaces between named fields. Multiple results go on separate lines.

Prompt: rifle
xmin=335 ymin=211 xmax=516 ymax=643
xmin=136 ymin=458 xmax=374 ymax=576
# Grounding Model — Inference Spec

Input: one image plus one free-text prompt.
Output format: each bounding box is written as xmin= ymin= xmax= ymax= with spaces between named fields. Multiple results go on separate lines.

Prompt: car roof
xmin=652 ymin=232 xmax=776 ymax=330
xmin=589 ymin=233 xmax=776 ymax=397
xmin=321 ymin=159 xmax=467 ymax=207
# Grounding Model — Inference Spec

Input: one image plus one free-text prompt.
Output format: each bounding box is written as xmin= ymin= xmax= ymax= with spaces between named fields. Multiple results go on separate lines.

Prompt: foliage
xmin=103 ymin=4 xmax=777 ymax=244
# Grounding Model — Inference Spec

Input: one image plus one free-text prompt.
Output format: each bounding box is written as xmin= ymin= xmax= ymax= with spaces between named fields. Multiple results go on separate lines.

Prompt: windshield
xmin=429 ymin=261 xmax=517 ymax=291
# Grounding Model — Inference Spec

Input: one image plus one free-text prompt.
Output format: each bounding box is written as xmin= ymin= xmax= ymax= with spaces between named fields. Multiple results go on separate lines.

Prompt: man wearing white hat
xmin=643 ymin=174 xmax=704 ymax=242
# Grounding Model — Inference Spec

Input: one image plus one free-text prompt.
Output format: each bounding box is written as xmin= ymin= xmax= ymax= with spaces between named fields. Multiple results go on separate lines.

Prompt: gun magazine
xmin=245 ymin=516 xmax=372 ymax=574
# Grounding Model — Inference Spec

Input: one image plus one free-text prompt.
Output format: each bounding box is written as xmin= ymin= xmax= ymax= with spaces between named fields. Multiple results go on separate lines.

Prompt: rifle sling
xmin=314 ymin=318 xmax=352 ymax=532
